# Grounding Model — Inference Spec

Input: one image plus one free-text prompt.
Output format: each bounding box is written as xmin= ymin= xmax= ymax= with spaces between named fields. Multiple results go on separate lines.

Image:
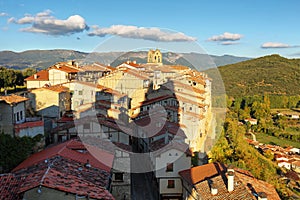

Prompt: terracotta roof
xmin=179 ymin=163 xmax=280 ymax=200
xmin=81 ymin=63 xmax=113 ymax=72
xmin=0 ymin=94 xmax=28 ymax=104
xmin=235 ymin=168 xmax=281 ymax=200
xmin=25 ymin=70 xmax=49 ymax=81
xmin=179 ymin=163 xmax=226 ymax=185
xmin=13 ymin=139 xmax=114 ymax=172
xmin=41 ymin=85 xmax=69 ymax=93
xmin=49 ymin=64 xmax=81 ymax=73
xmin=0 ymin=174 xmax=23 ymax=200
xmin=14 ymin=156 xmax=114 ymax=200
xmin=124 ymin=68 xmax=149 ymax=80
xmin=195 ymin=174 xmax=255 ymax=200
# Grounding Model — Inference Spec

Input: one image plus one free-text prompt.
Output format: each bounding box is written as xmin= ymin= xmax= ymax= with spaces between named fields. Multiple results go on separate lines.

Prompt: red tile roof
xmin=14 ymin=156 xmax=114 ymax=200
xmin=13 ymin=139 xmax=114 ymax=172
xmin=179 ymin=163 xmax=280 ymax=200
xmin=42 ymin=85 xmax=69 ymax=93
xmin=81 ymin=63 xmax=113 ymax=72
xmin=235 ymin=168 xmax=281 ymax=200
xmin=195 ymin=174 xmax=255 ymax=200
xmin=0 ymin=94 xmax=28 ymax=104
xmin=49 ymin=64 xmax=81 ymax=73
xmin=0 ymin=174 xmax=23 ymax=200
xmin=25 ymin=70 xmax=49 ymax=81
xmin=179 ymin=162 xmax=226 ymax=185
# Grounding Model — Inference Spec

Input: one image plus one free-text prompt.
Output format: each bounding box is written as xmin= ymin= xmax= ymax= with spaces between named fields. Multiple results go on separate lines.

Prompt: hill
xmin=0 ymin=49 xmax=250 ymax=70
xmin=206 ymin=54 xmax=300 ymax=97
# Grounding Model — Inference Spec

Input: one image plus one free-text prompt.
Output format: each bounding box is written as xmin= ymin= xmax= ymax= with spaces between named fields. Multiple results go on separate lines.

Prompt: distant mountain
xmin=206 ymin=54 xmax=300 ymax=97
xmin=0 ymin=49 xmax=250 ymax=70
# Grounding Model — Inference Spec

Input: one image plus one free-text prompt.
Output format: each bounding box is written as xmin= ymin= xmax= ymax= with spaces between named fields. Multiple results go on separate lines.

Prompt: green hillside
xmin=207 ymin=54 xmax=300 ymax=97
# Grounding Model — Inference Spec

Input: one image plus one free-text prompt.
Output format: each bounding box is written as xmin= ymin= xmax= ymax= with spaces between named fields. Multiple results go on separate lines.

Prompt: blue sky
xmin=0 ymin=0 xmax=300 ymax=58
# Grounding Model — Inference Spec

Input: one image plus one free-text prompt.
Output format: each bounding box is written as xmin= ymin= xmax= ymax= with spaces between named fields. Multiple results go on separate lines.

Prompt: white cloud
xmin=88 ymin=25 xmax=197 ymax=42
xmin=261 ymin=42 xmax=292 ymax=48
xmin=8 ymin=10 xmax=88 ymax=35
xmin=0 ymin=12 xmax=8 ymax=17
xmin=220 ymin=41 xmax=240 ymax=45
xmin=208 ymin=32 xmax=243 ymax=42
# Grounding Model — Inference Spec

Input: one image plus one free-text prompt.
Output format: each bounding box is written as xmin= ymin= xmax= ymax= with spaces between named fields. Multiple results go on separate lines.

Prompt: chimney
xmin=34 ymin=74 xmax=38 ymax=79
xmin=258 ymin=192 xmax=268 ymax=200
xmin=227 ymin=171 xmax=234 ymax=192
xmin=211 ymin=183 xmax=218 ymax=195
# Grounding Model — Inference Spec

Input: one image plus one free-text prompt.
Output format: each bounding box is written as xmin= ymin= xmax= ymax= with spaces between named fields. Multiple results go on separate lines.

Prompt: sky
xmin=0 ymin=0 xmax=300 ymax=58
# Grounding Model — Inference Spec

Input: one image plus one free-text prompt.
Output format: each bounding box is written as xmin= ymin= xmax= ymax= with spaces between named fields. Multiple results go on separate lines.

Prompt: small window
xmin=166 ymin=163 xmax=173 ymax=172
xmin=114 ymin=173 xmax=124 ymax=181
xmin=83 ymin=123 xmax=90 ymax=129
xmin=167 ymin=180 xmax=175 ymax=188
xmin=20 ymin=111 xmax=23 ymax=120
xmin=17 ymin=112 xmax=20 ymax=121
xmin=79 ymin=90 xmax=83 ymax=95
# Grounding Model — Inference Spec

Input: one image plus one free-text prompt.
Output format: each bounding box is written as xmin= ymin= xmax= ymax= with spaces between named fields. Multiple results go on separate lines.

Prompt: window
xmin=114 ymin=173 xmax=124 ymax=181
xmin=167 ymin=180 xmax=175 ymax=188
xmin=17 ymin=112 xmax=20 ymax=121
xmin=78 ymin=90 xmax=83 ymax=95
xmin=83 ymin=123 xmax=90 ymax=129
xmin=20 ymin=111 xmax=23 ymax=120
xmin=166 ymin=163 xmax=174 ymax=172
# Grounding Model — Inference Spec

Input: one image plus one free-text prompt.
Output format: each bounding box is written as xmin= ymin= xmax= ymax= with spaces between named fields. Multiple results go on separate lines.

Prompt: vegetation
xmin=206 ymin=54 xmax=300 ymax=97
xmin=209 ymin=93 xmax=300 ymax=199
xmin=0 ymin=67 xmax=35 ymax=93
xmin=0 ymin=133 xmax=43 ymax=173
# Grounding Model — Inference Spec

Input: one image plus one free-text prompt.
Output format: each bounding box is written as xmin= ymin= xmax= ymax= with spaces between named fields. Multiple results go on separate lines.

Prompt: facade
xmin=29 ymin=85 xmax=71 ymax=119
xmin=25 ymin=70 xmax=50 ymax=89
xmin=47 ymin=61 xmax=81 ymax=85
xmin=0 ymin=94 xmax=27 ymax=135
xmin=151 ymin=142 xmax=191 ymax=200
xmin=78 ymin=62 xmax=114 ymax=83
xmin=148 ymin=49 xmax=163 ymax=65
xmin=14 ymin=118 xmax=44 ymax=137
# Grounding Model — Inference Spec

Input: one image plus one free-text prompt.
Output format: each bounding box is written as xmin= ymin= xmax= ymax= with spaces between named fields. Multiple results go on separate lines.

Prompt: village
xmin=0 ymin=50 xmax=281 ymax=200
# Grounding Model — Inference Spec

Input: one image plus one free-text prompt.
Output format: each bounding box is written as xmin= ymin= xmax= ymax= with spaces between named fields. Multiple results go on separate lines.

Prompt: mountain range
xmin=0 ymin=49 xmax=250 ymax=70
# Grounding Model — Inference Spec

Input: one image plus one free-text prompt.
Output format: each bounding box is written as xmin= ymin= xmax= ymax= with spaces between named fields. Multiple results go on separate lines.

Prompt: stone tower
xmin=147 ymin=49 xmax=162 ymax=65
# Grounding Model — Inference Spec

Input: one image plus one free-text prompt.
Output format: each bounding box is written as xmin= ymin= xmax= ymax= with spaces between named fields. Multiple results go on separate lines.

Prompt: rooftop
xmin=12 ymin=156 xmax=113 ymax=200
xmin=0 ymin=94 xmax=28 ymax=104
xmin=179 ymin=163 xmax=280 ymax=200
xmin=25 ymin=70 xmax=49 ymax=81
xmin=13 ymin=139 xmax=114 ymax=172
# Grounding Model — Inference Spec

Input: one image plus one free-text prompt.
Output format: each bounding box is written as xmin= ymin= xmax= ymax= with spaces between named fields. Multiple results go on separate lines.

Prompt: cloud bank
xmin=88 ymin=25 xmax=197 ymax=42
xmin=8 ymin=10 xmax=88 ymax=35
xmin=261 ymin=42 xmax=296 ymax=48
